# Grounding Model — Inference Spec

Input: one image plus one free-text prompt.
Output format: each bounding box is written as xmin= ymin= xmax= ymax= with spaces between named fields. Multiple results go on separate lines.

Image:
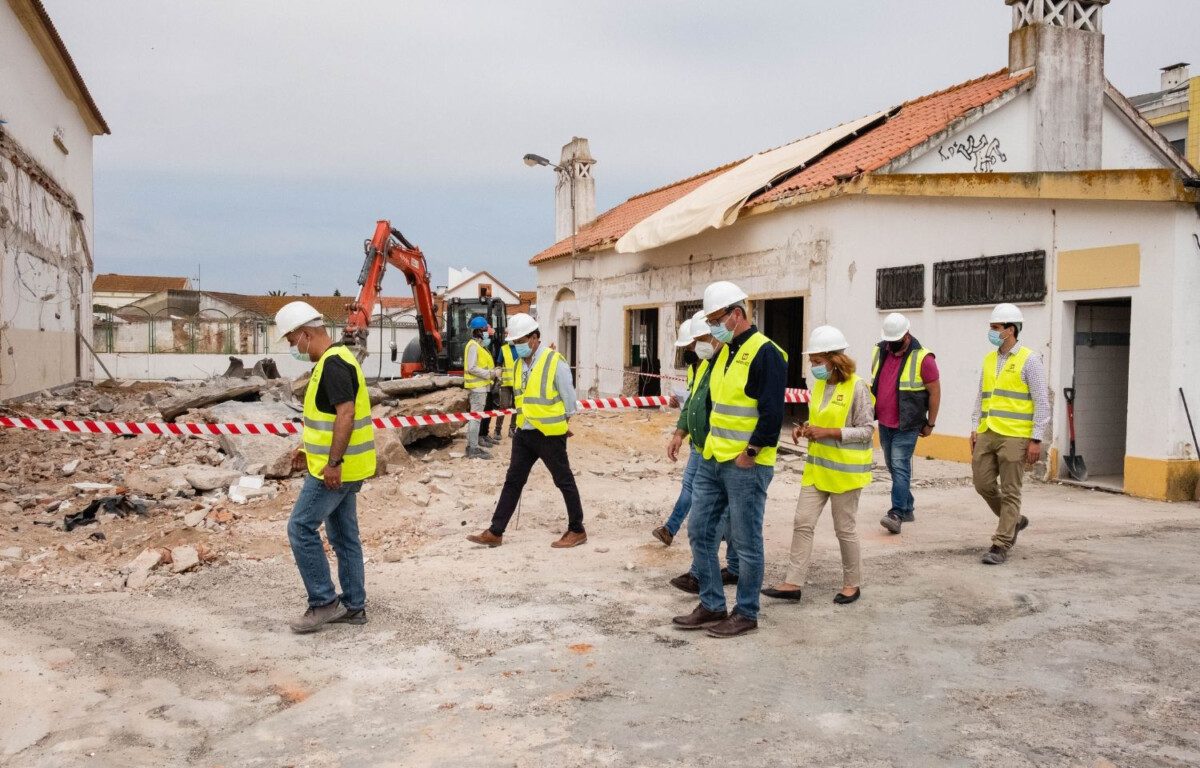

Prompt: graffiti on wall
xmin=938 ymin=134 xmax=1008 ymax=173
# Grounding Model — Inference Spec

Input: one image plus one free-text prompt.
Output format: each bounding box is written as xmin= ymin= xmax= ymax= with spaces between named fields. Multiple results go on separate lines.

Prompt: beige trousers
xmin=784 ymin=485 xmax=863 ymax=588
xmin=972 ymin=430 xmax=1028 ymax=549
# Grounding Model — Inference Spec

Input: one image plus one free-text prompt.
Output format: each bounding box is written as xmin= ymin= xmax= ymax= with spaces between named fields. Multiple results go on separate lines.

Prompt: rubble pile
xmin=0 ymin=373 xmax=469 ymax=592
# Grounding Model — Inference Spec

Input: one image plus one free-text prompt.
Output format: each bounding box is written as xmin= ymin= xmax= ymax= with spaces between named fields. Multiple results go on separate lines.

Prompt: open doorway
xmin=1070 ymin=299 xmax=1131 ymax=491
xmin=759 ymin=296 xmax=807 ymax=422
xmin=626 ymin=307 xmax=660 ymax=396
xmin=559 ymin=325 xmax=578 ymax=387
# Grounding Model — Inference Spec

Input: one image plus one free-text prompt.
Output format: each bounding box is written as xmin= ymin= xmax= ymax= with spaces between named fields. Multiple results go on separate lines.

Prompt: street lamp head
xmin=523 ymin=153 xmax=551 ymax=168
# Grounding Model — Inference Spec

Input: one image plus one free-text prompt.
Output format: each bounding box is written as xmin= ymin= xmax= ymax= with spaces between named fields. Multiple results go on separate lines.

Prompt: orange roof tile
xmin=93 ymin=273 xmax=190 ymax=293
xmin=530 ymin=69 xmax=1032 ymax=265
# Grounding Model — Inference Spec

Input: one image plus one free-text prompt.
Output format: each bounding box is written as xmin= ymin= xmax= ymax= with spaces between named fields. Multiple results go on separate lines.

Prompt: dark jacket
xmin=871 ymin=337 xmax=932 ymax=432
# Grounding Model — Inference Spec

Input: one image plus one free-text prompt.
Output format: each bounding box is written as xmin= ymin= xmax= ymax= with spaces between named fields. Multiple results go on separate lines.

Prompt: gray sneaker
xmin=981 ymin=546 xmax=1009 ymax=565
xmin=880 ymin=512 xmax=902 ymax=534
xmin=289 ymin=600 xmax=348 ymax=633
xmin=467 ymin=446 xmax=493 ymax=460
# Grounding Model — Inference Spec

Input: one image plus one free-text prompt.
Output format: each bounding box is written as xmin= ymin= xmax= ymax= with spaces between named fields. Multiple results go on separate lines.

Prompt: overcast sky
xmin=46 ymin=0 xmax=1200 ymax=297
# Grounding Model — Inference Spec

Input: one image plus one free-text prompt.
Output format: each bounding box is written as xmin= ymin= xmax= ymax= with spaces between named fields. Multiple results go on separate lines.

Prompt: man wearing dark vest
xmin=274 ymin=301 xmax=376 ymax=634
xmin=872 ymin=313 xmax=941 ymax=535
xmin=672 ymin=281 xmax=786 ymax=639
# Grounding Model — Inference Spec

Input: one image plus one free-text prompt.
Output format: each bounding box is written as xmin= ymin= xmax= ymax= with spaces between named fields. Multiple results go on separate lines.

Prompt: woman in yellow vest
xmin=274 ymin=301 xmax=376 ymax=634
xmin=763 ymin=325 xmax=874 ymax=606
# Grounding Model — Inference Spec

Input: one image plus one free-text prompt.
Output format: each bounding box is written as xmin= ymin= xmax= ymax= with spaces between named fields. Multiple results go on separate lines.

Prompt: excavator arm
xmin=343 ymin=219 xmax=443 ymax=373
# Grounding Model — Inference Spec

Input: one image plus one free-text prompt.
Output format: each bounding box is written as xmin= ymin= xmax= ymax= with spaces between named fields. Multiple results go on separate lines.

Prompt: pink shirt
xmin=874 ymin=350 xmax=940 ymax=429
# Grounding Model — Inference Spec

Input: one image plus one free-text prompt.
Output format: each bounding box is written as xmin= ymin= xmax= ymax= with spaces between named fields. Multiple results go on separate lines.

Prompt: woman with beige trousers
xmin=763 ymin=325 xmax=874 ymax=605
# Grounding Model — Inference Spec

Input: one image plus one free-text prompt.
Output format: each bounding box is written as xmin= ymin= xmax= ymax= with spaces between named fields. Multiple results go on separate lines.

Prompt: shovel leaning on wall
xmin=1063 ymin=387 xmax=1088 ymax=481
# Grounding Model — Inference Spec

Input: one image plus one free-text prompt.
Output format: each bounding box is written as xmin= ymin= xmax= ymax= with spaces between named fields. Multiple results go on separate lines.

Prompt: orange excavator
xmin=342 ymin=220 xmax=506 ymax=378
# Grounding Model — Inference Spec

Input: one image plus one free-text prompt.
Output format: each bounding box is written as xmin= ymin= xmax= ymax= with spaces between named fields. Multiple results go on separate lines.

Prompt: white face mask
xmin=694 ymin=341 xmax=715 ymax=360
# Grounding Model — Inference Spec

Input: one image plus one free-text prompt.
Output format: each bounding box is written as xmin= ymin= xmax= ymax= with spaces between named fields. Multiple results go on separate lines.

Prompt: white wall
xmin=537 ymin=192 xmax=1197 ymax=464
xmin=99 ymin=348 xmax=416 ymax=382
xmin=1071 ymin=303 xmax=1130 ymax=476
xmin=0 ymin=2 xmax=97 ymax=399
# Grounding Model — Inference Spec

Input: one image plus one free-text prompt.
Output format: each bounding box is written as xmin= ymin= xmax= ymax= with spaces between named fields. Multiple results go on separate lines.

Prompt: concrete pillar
xmin=555 ymin=138 xmax=596 ymax=243
xmin=1006 ymin=0 xmax=1108 ymax=171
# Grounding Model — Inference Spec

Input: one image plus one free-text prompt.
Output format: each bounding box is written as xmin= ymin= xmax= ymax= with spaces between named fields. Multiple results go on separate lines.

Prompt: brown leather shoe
xmin=651 ymin=526 xmax=673 ymax=546
xmin=671 ymin=603 xmax=728 ymax=630
xmin=551 ymin=530 xmax=587 ymax=548
xmin=467 ymin=529 xmax=503 ymax=547
xmin=706 ymin=612 xmax=758 ymax=638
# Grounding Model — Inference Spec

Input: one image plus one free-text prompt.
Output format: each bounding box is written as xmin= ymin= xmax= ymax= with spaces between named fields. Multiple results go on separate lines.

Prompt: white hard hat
xmin=881 ymin=312 xmax=910 ymax=342
xmin=506 ymin=312 xmax=539 ymax=341
xmin=803 ymin=325 xmax=849 ymax=354
xmin=274 ymin=301 xmax=323 ymax=341
xmin=702 ymin=281 xmax=748 ymax=315
xmin=990 ymin=303 xmax=1024 ymax=324
xmin=674 ymin=318 xmax=694 ymax=348
xmin=690 ymin=310 xmax=710 ymax=340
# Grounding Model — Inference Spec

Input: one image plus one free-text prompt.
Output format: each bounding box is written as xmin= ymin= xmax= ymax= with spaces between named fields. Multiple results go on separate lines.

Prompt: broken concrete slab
xmin=159 ymin=383 xmax=263 ymax=422
xmin=121 ymin=548 xmax=163 ymax=576
xmin=251 ymin=358 xmax=281 ymax=380
xmin=184 ymin=466 xmax=243 ymax=492
xmin=1 ymin=547 xmax=23 ymax=560
xmin=170 ymin=545 xmax=200 ymax=574
xmin=183 ymin=508 xmax=209 ymax=527
xmin=201 ymin=401 xmax=299 ymax=479
xmin=61 ymin=459 xmax=80 ymax=477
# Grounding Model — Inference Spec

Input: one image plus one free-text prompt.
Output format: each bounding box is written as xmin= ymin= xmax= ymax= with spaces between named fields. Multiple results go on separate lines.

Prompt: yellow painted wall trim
xmin=1057 ymin=244 xmax=1141 ymax=291
xmin=1124 ymin=456 xmax=1200 ymax=502
xmin=1147 ymin=111 xmax=1189 ymax=127
xmin=871 ymin=432 xmax=974 ymax=464
xmin=1188 ymin=77 xmax=1200 ymax=169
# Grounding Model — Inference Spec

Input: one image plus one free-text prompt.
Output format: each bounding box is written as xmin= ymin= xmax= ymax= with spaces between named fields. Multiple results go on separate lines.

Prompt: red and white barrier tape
xmin=0 ymin=396 xmax=674 ymax=436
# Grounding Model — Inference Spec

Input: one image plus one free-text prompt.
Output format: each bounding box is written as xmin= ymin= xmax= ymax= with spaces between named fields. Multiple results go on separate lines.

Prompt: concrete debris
xmin=203 ymin=401 xmax=300 ymax=479
xmin=184 ymin=466 xmax=243 ymax=492
xmin=1 ymin=546 xmax=23 ymax=560
xmin=184 ymin=508 xmax=209 ymax=527
xmin=169 ymin=545 xmax=200 ymax=574
xmin=159 ymin=382 xmax=263 ymax=422
xmin=0 ymin=501 xmax=20 ymax=515
xmin=61 ymin=459 xmax=80 ymax=477
xmin=92 ymin=396 xmax=116 ymax=413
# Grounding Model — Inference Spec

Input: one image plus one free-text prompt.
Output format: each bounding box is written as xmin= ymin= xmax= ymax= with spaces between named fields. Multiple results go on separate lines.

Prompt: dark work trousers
xmin=489 ymin=429 xmax=585 ymax=535
xmin=480 ymin=389 xmax=496 ymax=437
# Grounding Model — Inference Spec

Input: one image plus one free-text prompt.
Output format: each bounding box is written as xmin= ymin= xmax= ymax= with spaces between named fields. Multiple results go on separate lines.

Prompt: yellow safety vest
xmin=685 ymin=359 xmax=710 ymax=397
xmin=499 ymin=343 xmax=517 ymax=387
xmin=871 ymin=346 xmax=931 ymax=394
xmin=703 ymin=332 xmax=786 ymax=467
xmin=979 ymin=346 xmax=1035 ymax=438
xmin=515 ymin=347 xmax=569 ymax=436
xmin=803 ymin=374 xmax=873 ymax=493
xmin=464 ymin=339 xmax=495 ymax=390
xmin=303 ymin=345 xmax=376 ymax=482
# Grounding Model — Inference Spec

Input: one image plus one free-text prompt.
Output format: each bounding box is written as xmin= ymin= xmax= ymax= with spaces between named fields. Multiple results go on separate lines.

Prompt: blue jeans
xmin=688 ymin=457 xmax=773 ymax=621
xmin=879 ymin=425 xmax=919 ymax=518
xmin=288 ymin=474 xmax=366 ymax=610
xmin=665 ymin=448 xmax=702 ymax=535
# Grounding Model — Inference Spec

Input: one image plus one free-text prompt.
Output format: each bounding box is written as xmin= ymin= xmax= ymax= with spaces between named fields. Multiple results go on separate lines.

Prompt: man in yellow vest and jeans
xmin=466 ymin=313 xmax=587 ymax=549
xmin=971 ymin=303 xmax=1051 ymax=565
xmin=672 ymin=281 xmax=787 ymax=639
xmin=274 ymin=301 xmax=376 ymax=633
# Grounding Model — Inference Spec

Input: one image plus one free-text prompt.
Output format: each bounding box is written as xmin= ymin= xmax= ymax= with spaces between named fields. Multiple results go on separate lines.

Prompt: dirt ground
xmin=1 ymin=408 xmax=1198 ymax=767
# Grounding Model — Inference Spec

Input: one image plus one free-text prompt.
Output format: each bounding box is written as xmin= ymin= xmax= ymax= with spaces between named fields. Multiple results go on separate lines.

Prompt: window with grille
xmin=674 ymin=300 xmax=703 ymax=367
xmin=876 ymin=265 xmax=925 ymax=310
xmin=933 ymin=251 xmax=1046 ymax=307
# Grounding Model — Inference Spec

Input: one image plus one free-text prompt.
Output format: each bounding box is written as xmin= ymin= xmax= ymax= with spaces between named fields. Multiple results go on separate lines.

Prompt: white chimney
xmin=1161 ymin=62 xmax=1191 ymax=90
xmin=555 ymin=137 xmax=596 ymax=243
xmin=1006 ymin=0 xmax=1109 ymax=171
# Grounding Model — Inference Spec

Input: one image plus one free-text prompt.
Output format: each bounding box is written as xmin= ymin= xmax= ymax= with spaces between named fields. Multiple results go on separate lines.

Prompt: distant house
xmin=93 ymin=273 xmax=192 ymax=309
xmin=1131 ymin=63 xmax=1199 ymax=169
xmin=1 ymin=0 xmax=109 ymax=399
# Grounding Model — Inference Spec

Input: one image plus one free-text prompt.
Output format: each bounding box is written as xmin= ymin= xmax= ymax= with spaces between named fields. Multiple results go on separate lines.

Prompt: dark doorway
xmin=760 ymin=296 xmax=807 ymax=421
xmin=1070 ymin=298 xmax=1131 ymax=491
xmin=628 ymin=308 xmax=661 ymax=396
xmin=559 ymin=325 xmax=578 ymax=387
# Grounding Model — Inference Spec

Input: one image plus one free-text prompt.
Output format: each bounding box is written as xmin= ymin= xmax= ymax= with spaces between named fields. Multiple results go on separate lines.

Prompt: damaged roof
xmin=530 ymin=69 xmax=1033 ymax=265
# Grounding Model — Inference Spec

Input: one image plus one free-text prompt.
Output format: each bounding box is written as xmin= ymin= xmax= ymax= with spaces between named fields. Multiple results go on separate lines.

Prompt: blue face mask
xmin=988 ymin=329 xmax=1003 ymax=347
xmin=514 ymin=342 xmax=532 ymax=359
xmin=811 ymin=364 xmax=831 ymax=381
xmin=709 ymin=320 xmax=734 ymax=344
xmin=289 ymin=335 xmax=309 ymax=361
xmin=480 ymin=333 xmax=490 ymax=343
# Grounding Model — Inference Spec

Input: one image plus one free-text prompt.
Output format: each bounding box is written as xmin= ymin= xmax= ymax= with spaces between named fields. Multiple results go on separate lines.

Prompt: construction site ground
xmin=2 ymin=395 xmax=1199 ymax=767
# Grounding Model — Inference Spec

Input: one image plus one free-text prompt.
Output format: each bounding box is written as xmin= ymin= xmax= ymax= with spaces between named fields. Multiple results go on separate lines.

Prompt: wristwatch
xmin=328 ymin=457 xmax=344 ymax=467
xmin=745 ymin=446 xmax=760 ymax=458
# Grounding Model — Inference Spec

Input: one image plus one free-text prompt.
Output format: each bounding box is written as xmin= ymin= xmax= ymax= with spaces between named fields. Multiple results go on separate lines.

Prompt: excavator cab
xmin=400 ymin=296 xmax=507 ymax=377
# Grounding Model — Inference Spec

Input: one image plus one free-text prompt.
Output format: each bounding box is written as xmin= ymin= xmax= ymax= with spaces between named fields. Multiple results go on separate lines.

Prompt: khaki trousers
xmin=972 ymin=430 xmax=1028 ymax=549
xmin=784 ymin=485 xmax=862 ymax=588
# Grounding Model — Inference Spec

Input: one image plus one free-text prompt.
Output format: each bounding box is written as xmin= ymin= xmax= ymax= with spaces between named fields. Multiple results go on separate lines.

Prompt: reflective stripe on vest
xmin=464 ymin=339 xmax=495 ymax=390
xmin=871 ymin=345 xmax=929 ymax=392
xmin=979 ymin=346 xmax=1035 ymax=438
xmin=303 ymin=345 xmax=376 ymax=481
xmin=802 ymin=375 xmax=873 ymax=492
xmin=499 ymin=344 xmax=517 ymax=387
xmin=516 ymin=348 xmax=568 ymax=436
xmin=702 ymin=332 xmax=786 ymax=467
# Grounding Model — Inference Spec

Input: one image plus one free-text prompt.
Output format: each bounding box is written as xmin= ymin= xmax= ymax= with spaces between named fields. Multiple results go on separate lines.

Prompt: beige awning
xmin=615 ymin=110 xmax=890 ymax=254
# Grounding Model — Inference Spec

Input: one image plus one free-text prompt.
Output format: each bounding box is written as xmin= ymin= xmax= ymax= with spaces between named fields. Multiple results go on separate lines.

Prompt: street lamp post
xmin=523 ymin=153 xmax=577 ymax=260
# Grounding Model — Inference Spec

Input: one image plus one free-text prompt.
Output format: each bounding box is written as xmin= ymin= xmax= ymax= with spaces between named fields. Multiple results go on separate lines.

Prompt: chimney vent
xmin=555 ymin=138 xmax=597 ymax=243
xmin=1007 ymin=0 xmax=1109 ymax=33
xmin=1161 ymin=62 xmax=1191 ymax=90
